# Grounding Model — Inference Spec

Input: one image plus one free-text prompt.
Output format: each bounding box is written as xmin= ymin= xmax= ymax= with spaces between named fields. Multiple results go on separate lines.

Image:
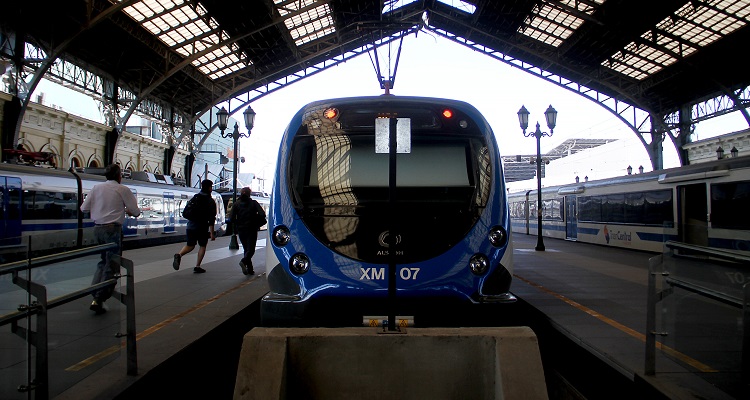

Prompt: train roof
xmin=298 ymin=95 xmax=479 ymax=110
xmin=510 ymin=155 xmax=750 ymax=196
xmin=0 ymin=163 xmax=205 ymax=196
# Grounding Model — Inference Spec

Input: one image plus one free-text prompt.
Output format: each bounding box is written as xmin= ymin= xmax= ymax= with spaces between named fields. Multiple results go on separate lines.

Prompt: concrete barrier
xmin=234 ymin=327 xmax=547 ymax=400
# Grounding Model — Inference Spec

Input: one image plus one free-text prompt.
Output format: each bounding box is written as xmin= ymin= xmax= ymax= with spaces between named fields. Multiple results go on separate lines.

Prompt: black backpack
xmin=182 ymin=194 xmax=201 ymax=221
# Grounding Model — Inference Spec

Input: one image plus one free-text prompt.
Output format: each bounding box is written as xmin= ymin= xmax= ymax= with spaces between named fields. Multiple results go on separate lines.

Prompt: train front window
xmin=288 ymin=126 xmax=489 ymax=262
xmin=289 ymin=134 xmax=485 ymax=207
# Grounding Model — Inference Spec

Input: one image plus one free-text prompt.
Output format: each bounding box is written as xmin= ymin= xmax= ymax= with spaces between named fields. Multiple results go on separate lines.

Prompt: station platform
xmin=510 ymin=234 xmax=739 ymax=399
xmin=17 ymin=233 xmax=740 ymax=399
xmin=52 ymin=235 xmax=270 ymax=400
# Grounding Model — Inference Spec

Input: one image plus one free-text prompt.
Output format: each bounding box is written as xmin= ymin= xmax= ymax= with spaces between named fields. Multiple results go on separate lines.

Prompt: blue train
xmin=262 ymin=96 xmax=515 ymax=326
xmin=0 ymin=163 xmax=226 ymax=258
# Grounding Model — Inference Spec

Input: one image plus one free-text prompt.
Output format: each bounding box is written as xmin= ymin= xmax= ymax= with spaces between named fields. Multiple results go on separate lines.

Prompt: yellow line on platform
xmin=514 ymin=274 xmax=717 ymax=373
xmin=66 ymin=276 xmax=259 ymax=372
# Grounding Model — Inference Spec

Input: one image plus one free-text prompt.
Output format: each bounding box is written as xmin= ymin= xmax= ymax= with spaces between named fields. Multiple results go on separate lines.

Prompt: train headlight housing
xmin=290 ymin=253 xmax=310 ymax=275
xmin=488 ymin=226 xmax=508 ymax=247
xmin=469 ymin=254 xmax=489 ymax=275
xmin=272 ymin=226 xmax=291 ymax=247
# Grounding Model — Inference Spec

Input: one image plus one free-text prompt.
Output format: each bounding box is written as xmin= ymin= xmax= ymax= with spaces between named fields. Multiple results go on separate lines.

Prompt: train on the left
xmin=0 ymin=163 xmax=227 ymax=255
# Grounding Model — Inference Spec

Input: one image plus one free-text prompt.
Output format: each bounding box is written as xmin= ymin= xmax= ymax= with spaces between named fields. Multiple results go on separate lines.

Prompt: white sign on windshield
xmin=375 ymin=118 xmax=411 ymax=154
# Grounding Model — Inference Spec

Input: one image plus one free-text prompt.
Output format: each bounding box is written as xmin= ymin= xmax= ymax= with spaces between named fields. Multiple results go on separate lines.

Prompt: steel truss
xmin=428 ymin=26 xmax=750 ymax=167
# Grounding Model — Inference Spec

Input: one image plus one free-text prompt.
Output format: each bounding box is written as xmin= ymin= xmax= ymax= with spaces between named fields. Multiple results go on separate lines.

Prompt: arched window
xmin=70 ymin=157 xmax=82 ymax=169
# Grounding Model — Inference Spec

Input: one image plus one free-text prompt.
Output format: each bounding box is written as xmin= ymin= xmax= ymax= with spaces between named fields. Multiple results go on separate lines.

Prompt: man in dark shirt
xmin=173 ymin=179 xmax=217 ymax=273
xmin=230 ymin=187 xmax=266 ymax=275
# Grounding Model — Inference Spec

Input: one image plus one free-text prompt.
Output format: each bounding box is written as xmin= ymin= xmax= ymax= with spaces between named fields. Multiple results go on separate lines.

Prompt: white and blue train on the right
xmin=507 ymin=155 xmax=750 ymax=254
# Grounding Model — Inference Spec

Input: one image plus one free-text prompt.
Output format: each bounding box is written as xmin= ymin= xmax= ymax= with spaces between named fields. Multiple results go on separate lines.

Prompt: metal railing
xmin=646 ymin=240 xmax=750 ymax=385
xmin=0 ymin=242 xmax=137 ymax=400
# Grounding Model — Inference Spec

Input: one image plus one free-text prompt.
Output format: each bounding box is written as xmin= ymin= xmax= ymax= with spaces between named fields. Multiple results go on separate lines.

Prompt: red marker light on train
xmin=324 ymin=108 xmax=339 ymax=120
xmin=442 ymin=109 xmax=453 ymax=118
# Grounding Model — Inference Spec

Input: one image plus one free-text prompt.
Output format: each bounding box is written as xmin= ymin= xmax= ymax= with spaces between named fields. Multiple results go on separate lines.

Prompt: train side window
xmin=578 ymin=196 xmax=601 ymax=222
xmin=603 ymin=193 xmax=625 ymax=223
xmin=542 ymin=198 xmax=562 ymax=220
xmin=7 ymin=187 xmax=20 ymax=220
xmin=23 ymin=190 xmax=77 ymax=220
xmin=644 ymin=190 xmax=673 ymax=227
xmin=711 ymin=181 xmax=750 ymax=230
xmin=624 ymin=192 xmax=645 ymax=224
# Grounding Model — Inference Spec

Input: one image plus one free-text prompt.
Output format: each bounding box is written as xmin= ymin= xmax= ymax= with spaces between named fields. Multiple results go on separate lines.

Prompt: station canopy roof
xmin=3 ymin=0 xmax=750 ymax=131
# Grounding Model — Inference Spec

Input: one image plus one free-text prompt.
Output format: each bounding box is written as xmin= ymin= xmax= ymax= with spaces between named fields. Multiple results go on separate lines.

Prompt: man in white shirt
xmin=80 ymin=164 xmax=141 ymax=314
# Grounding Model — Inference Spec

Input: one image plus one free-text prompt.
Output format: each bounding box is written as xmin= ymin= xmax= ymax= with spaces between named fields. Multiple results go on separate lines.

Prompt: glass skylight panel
xmin=382 ymin=0 xmax=418 ymax=14
xmin=436 ymin=0 xmax=477 ymax=14
xmin=519 ymin=0 xmax=603 ymax=47
xmin=603 ymin=0 xmax=750 ymax=80
xmin=274 ymin=0 xmax=335 ymax=46
xmin=606 ymin=51 xmax=648 ymax=80
xmin=118 ymin=0 xmax=251 ymax=80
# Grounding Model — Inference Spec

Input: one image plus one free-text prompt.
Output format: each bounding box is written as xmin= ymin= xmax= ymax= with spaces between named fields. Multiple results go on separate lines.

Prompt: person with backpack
xmin=173 ymin=179 xmax=217 ymax=273
xmin=230 ymin=187 xmax=267 ymax=275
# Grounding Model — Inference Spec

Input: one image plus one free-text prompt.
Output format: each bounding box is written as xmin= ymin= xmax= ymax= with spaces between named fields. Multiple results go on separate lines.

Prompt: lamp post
xmin=518 ymin=105 xmax=557 ymax=251
xmin=216 ymin=105 xmax=256 ymax=250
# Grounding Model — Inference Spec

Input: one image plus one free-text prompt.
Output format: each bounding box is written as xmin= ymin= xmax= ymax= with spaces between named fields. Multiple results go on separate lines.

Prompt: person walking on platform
xmin=80 ymin=164 xmax=141 ymax=315
xmin=230 ymin=187 xmax=266 ymax=275
xmin=173 ymin=179 xmax=217 ymax=273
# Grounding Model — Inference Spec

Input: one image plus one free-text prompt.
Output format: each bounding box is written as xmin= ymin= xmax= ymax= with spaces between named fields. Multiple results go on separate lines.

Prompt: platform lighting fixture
xmin=518 ymin=104 xmax=557 ymax=252
xmin=627 ymin=165 xmax=633 ymax=175
xmin=216 ymin=106 xmax=256 ymax=250
xmin=731 ymin=146 xmax=738 ymax=158
xmin=717 ymin=146 xmax=724 ymax=160
xmin=639 ymin=165 xmax=644 ymax=174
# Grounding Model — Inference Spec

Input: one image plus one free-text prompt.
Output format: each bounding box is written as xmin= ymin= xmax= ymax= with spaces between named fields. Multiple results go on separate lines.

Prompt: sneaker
xmin=173 ymin=254 xmax=181 ymax=270
xmin=248 ymin=262 xmax=255 ymax=275
xmin=90 ymin=300 xmax=106 ymax=315
xmin=193 ymin=266 xmax=206 ymax=274
xmin=239 ymin=261 xmax=249 ymax=275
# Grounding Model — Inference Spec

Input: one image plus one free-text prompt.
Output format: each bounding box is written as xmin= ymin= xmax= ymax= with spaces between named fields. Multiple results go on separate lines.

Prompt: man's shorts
xmin=186 ymin=228 xmax=209 ymax=247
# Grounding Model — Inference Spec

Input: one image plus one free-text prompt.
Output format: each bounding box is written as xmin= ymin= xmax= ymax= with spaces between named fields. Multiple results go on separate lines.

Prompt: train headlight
xmin=290 ymin=253 xmax=310 ymax=275
xmin=488 ymin=226 xmax=508 ymax=247
xmin=469 ymin=254 xmax=489 ymax=275
xmin=272 ymin=226 xmax=291 ymax=246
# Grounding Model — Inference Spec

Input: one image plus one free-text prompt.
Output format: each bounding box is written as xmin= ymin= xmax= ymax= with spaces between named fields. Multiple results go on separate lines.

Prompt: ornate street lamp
xmin=518 ymin=105 xmax=557 ymax=251
xmin=216 ymin=105 xmax=255 ymax=250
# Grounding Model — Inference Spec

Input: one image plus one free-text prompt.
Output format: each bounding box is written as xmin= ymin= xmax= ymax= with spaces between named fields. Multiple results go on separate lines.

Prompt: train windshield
xmin=287 ymin=103 xmax=491 ymax=263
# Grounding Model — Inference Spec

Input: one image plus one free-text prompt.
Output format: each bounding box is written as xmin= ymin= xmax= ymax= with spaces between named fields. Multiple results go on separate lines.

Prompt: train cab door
xmin=163 ymin=192 xmax=175 ymax=234
xmin=0 ymin=176 xmax=22 ymax=246
xmin=565 ymin=195 xmax=577 ymax=240
xmin=123 ymin=188 xmax=138 ymax=237
xmin=677 ymin=183 xmax=708 ymax=246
